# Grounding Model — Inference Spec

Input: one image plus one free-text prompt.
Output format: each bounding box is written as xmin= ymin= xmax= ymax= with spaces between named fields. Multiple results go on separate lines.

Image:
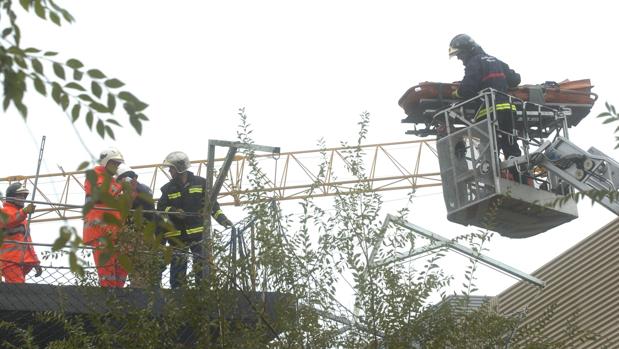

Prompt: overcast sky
xmin=1 ymin=1 xmax=617 ymax=296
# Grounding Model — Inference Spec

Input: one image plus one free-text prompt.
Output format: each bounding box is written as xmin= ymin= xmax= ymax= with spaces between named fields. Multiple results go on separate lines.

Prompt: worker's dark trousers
xmin=169 ymin=240 xmax=204 ymax=289
xmin=496 ymin=109 xmax=521 ymax=159
xmin=496 ymin=109 xmax=526 ymax=183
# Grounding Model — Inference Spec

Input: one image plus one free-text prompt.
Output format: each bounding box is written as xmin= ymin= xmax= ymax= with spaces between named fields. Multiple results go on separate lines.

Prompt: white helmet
xmin=99 ymin=147 xmax=124 ymax=167
xmin=116 ymin=163 xmax=137 ymax=182
xmin=163 ymin=151 xmax=190 ymax=173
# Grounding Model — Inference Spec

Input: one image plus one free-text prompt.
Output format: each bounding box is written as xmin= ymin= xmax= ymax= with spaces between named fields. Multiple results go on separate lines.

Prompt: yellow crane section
xmin=0 ymin=140 xmax=441 ymax=223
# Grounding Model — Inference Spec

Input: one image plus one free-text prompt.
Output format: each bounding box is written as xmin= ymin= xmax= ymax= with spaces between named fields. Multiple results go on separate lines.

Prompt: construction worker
xmin=83 ymin=148 xmax=128 ymax=288
xmin=116 ymin=164 xmax=156 ymax=221
xmin=0 ymin=183 xmax=42 ymax=283
xmin=115 ymin=164 xmax=161 ymax=288
xmin=449 ymin=34 xmax=525 ymax=183
xmin=157 ymin=151 xmax=233 ymax=289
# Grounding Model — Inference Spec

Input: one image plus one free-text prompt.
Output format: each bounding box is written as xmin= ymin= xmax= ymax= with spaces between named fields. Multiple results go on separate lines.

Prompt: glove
xmin=23 ymin=204 xmax=36 ymax=214
xmin=175 ymin=208 xmax=186 ymax=219
xmin=34 ymin=265 xmax=43 ymax=277
xmin=451 ymin=89 xmax=460 ymax=98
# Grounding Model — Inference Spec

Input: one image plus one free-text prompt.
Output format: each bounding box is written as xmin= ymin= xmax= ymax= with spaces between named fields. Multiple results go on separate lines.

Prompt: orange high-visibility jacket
xmin=83 ymin=165 xmax=123 ymax=243
xmin=0 ymin=202 xmax=40 ymax=270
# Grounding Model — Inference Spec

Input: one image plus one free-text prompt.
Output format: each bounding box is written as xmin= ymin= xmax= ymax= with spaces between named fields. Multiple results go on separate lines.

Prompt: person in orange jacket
xmin=83 ymin=148 xmax=127 ymax=288
xmin=0 ymin=183 xmax=42 ymax=283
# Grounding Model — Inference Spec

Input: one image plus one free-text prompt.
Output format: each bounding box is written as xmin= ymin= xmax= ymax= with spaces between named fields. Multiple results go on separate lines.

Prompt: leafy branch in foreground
xmin=0 ymin=0 xmax=149 ymax=138
xmin=598 ymin=102 xmax=619 ymax=149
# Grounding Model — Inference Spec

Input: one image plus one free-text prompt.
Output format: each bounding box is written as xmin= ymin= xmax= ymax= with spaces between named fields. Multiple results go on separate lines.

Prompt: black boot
xmin=509 ymin=168 xmax=527 ymax=185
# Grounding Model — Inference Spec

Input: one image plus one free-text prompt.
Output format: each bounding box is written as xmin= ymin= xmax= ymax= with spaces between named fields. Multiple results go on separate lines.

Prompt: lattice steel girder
xmin=379 ymin=214 xmax=545 ymax=288
xmin=0 ymin=140 xmax=441 ymax=223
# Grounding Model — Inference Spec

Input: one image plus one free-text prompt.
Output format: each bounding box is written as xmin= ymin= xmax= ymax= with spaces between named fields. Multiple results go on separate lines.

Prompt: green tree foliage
xmin=0 ymin=0 xmax=148 ymax=139
xmin=1 ymin=110 xmax=612 ymax=348
xmin=2 ymin=2 xmax=616 ymax=346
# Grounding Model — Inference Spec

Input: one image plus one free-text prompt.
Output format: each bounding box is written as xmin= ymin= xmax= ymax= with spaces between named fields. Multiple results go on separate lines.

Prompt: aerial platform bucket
xmin=437 ymin=122 xmax=578 ymax=238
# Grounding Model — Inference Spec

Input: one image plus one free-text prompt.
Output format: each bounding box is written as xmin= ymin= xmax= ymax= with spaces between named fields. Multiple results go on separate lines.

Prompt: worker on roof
xmin=83 ymin=147 xmax=128 ymax=288
xmin=115 ymin=164 xmax=162 ymax=288
xmin=157 ymin=151 xmax=233 ymax=289
xmin=449 ymin=34 xmax=525 ymax=183
xmin=0 ymin=183 xmax=42 ymax=283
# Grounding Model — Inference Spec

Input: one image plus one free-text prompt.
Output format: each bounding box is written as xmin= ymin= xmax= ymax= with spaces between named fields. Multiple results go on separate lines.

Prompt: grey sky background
xmin=1 ymin=1 xmax=617 ymax=297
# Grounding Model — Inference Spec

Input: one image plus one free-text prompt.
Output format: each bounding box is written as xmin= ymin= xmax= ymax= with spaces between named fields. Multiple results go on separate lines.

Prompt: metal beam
xmin=0 ymin=140 xmax=440 ymax=223
xmin=371 ymin=241 xmax=449 ymax=268
xmin=208 ymin=139 xmax=280 ymax=154
xmin=384 ymin=214 xmax=545 ymax=288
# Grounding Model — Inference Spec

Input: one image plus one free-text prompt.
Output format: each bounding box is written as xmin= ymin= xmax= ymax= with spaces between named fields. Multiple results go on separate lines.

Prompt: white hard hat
xmin=116 ymin=163 xmax=137 ymax=181
xmin=99 ymin=147 xmax=124 ymax=167
xmin=163 ymin=151 xmax=190 ymax=173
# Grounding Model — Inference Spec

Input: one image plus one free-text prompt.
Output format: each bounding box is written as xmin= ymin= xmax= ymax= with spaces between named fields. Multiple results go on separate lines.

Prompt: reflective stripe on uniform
xmin=164 ymin=230 xmax=180 ymax=238
xmin=100 ymin=274 xmax=127 ymax=282
xmin=213 ymin=209 xmax=224 ymax=219
xmin=163 ymin=225 xmax=203 ymax=238
xmin=83 ymin=219 xmax=105 ymax=228
xmin=186 ymin=226 xmax=203 ymax=234
xmin=481 ymin=72 xmax=506 ymax=82
xmin=474 ymin=103 xmax=517 ymax=122
xmin=168 ymin=192 xmax=181 ymax=200
xmin=5 ymin=225 xmax=25 ymax=235
xmin=0 ymin=246 xmax=26 ymax=253
xmin=188 ymin=186 xmax=203 ymax=194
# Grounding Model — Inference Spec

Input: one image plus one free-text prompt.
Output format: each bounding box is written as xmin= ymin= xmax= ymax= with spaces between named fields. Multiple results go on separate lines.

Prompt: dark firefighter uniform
xmin=453 ymin=47 xmax=522 ymax=159
xmin=115 ymin=166 xmax=160 ymax=288
xmin=157 ymin=171 xmax=232 ymax=288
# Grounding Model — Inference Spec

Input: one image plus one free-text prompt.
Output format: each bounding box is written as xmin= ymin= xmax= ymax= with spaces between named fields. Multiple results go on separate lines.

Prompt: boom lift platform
xmin=399 ymin=81 xmax=618 ymax=238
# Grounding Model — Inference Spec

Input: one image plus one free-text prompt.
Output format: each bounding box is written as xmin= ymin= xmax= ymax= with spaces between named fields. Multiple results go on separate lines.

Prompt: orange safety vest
xmin=83 ymin=165 xmax=123 ymax=243
xmin=0 ymin=202 xmax=40 ymax=270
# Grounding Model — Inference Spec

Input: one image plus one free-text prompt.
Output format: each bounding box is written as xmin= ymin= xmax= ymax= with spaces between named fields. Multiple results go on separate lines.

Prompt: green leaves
xmin=65 ymin=82 xmax=85 ymax=91
xmin=3 ymin=68 xmax=28 ymax=118
xmin=87 ymin=69 xmax=106 ymax=79
xmin=90 ymin=101 xmax=109 ymax=113
xmin=49 ymin=11 xmax=61 ymax=26
xmin=53 ymin=62 xmax=65 ymax=79
xmin=107 ymin=93 xmax=116 ymax=112
xmin=129 ymin=114 xmax=143 ymax=135
xmin=71 ymin=103 xmax=80 ymax=122
xmin=86 ymin=111 xmax=94 ymax=129
xmin=1 ymin=27 xmax=13 ymax=38
xmin=19 ymin=0 xmax=30 ymax=11
xmin=66 ymin=58 xmax=83 ymax=69
xmin=51 ymin=82 xmax=62 ymax=103
xmin=597 ymin=102 xmax=619 ymax=149
xmin=34 ymin=0 xmax=46 ymax=19
xmin=52 ymin=228 xmax=72 ymax=251
xmin=105 ymin=78 xmax=124 ymax=88
xmin=77 ymin=161 xmax=90 ymax=171
xmin=33 ymin=77 xmax=46 ymax=96
xmin=1 ymin=0 xmax=149 ymax=141
xmin=96 ymin=119 xmax=105 ymax=138
xmin=31 ymin=58 xmax=44 ymax=74
xmin=105 ymin=125 xmax=116 ymax=139
xmin=91 ymin=81 xmax=102 ymax=98
xmin=18 ymin=0 xmax=74 ymax=26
